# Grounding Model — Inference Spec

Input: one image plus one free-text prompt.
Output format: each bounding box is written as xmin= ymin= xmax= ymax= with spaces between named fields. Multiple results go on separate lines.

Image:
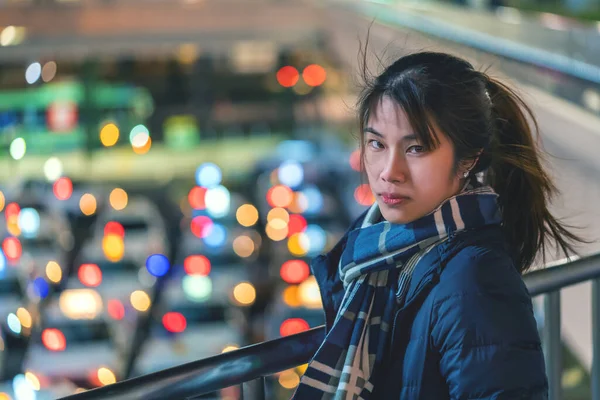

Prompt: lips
xmin=380 ymin=192 xmax=409 ymax=205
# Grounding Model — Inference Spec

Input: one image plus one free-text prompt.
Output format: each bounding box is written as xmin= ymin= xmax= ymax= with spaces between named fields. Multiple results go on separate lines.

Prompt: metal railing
xmin=60 ymin=252 xmax=600 ymax=400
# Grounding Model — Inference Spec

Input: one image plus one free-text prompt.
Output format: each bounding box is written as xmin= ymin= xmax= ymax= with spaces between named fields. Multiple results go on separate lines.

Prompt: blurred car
xmin=23 ymin=289 xmax=124 ymax=389
xmin=92 ymin=196 xmax=168 ymax=262
xmin=132 ymin=264 xmax=249 ymax=377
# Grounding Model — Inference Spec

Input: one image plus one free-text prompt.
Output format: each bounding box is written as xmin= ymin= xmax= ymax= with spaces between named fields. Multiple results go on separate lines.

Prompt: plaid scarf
xmin=293 ymin=185 xmax=502 ymax=400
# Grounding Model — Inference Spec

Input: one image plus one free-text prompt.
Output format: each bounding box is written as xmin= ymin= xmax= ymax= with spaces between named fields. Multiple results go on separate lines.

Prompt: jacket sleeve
xmin=430 ymin=247 xmax=548 ymax=400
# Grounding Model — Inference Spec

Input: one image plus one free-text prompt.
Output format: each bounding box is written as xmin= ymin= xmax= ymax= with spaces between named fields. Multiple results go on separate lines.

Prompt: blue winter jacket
xmin=311 ymin=213 xmax=548 ymax=399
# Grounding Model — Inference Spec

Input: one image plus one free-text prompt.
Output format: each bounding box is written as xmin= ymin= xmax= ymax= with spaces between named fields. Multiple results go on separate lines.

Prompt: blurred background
xmin=0 ymin=0 xmax=600 ymax=399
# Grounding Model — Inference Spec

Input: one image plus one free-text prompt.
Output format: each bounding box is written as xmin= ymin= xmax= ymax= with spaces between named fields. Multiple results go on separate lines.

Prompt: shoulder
xmin=433 ymin=227 xmax=530 ymax=304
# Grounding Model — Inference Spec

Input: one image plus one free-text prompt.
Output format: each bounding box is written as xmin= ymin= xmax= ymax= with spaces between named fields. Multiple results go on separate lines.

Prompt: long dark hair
xmin=356 ymin=49 xmax=585 ymax=273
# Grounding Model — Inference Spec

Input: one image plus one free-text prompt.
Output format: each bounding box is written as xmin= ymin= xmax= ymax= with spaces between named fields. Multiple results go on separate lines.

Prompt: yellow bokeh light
xmin=288 ymin=192 xmax=309 ymax=214
xmin=233 ymin=282 xmax=256 ymax=306
xmin=278 ymin=370 xmax=300 ymax=389
xmin=232 ymin=235 xmax=255 ymax=258
xmin=299 ymin=276 xmax=322 ymax=308
xmin=221 ymin=345 xmax=239 ymax=353
xmin=0 ymin=393 xmax=11 ymax=400
xmin=46 ymin=261 xmax=62 ymax=283
xmin=16 ymin=308 xmax=32 ymax=329
xmin=103 ymin=234 xmax=124 ymax=262
xmin=79 ymin=193 xmax=97 ymax=216
xmin=266 ymin=224 xmax=288 ymax=241
xmin=7 ymin=214 xmax=20 ymax=237
xmin=25 ymin=371 xmax=40 ymax=391
xmin=0 ymin=191 xmax=5 ymax=212
xmin=130 ymin=290 xmax=151 ymax=312
xmin=97 ymin=367 xmax=116 ymax=386
xmin=282 ymin=285 xmax=301 ymax=308
xmin=100 ymin=123 xmax=119 ymax=147
xmin=132 ymin=136 xmax=152 ymax=155
xmin=296 ymin=363 xmax=308 ymax=375
xmin=288 ymin=233 xmax=309 ymax=256
xmin=109 ymin=188 xmax=128 ymax=211
xmin=267 ymin=207 xmax=289 ymax=223
xmin=236 ymin=204 xmax=259 ymax=227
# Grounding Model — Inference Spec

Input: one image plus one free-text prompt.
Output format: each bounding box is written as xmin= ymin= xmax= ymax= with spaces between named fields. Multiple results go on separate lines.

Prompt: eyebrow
xmin=364 ymin=127 xmax=418 ymax=142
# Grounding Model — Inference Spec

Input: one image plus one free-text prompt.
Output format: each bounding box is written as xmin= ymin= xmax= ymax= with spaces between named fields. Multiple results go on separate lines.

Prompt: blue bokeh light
xmin=302 ymin=186 xmax=324 ymax=215
xmin=0 ymin=250 xmax=6 ymax=274
xmin=33 ymin=277 xmax=49 ymax=298
xmin=18 ymin=208 xmax=40 ymax=238
xmin=13 ymin=373 xmax=36 ymax=400
xmin=195 ymin=163 xmax=222 ymax=188
xmin=7 ymin=313 xmax=21 ymax=334
xmin=146 ymin=254 xmax=170 ymax=277
xmin=203 ymin=223 xmax=227 ymax=248
xmin=278 ymin=160 xmax=304 ymax=189
xmin=305 ymin=225 xmax=327 ymax=255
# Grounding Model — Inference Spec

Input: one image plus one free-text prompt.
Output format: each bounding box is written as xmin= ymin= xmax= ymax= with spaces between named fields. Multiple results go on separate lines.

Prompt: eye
xmin=367 ymin=139 xmax=384 ymax=150
xmin=407 ymin=145 xmax=425 ymax=154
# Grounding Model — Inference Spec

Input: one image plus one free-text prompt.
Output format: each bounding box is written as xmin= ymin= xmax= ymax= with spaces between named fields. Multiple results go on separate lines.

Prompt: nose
xmin=380 ymin=151 xmax=407 ymax=184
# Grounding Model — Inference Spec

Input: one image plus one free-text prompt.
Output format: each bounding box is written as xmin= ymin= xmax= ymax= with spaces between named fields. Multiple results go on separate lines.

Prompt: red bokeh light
xmin=266 ymin=185 xmax=294 ymax=208
xmin=188 ymin=186 xmax=207 ymax=210
xmin=280 ymin=260 xmax=310 ymax=284
xmin=163 ymin=312 xmax=187 ymax=333
xmin=104 ymin=221 xmax=125 ymax=238
xmin=5 ymin=202 xmax=20 ymax=219
xmin=354 ymin=184 xmax=375 ymax=206
xmin=349 ymin=149 xmax=362 ymax=172
xmin=107 ymin=299 xmax=125 ymax=320
xmin=78 ymin=263 xmax=102 ymax=287
xmin=184 ymin=255 xmax=211 ymax=276
xmin=190 ymin=216 xmax=213 ymax=238
xmin=302 ymin=64 xmax=327 ymax=87
xmin=276 ymin=66 xmax=299 ymax=88
xmin=280 ymin=318 xmax=310 ymax=337
xmin=2 ymin=237 xmax=22 ymax=262
xmin=42 ymin=328 xmax=66 ymax=352
xmin=53 ymin=177 xmax=73 ymax=200
xmin=287 ymin=214 xmax=308 ymax=237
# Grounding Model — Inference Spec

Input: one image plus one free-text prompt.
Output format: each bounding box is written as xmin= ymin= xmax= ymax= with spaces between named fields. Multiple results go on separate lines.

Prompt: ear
xmin=458 ymin=150 xmax=483 ymax=177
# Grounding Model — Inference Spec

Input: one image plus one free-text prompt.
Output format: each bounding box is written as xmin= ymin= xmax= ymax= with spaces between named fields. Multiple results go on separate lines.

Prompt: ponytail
xmin=482 ymin=75 xmax=585 ymax=272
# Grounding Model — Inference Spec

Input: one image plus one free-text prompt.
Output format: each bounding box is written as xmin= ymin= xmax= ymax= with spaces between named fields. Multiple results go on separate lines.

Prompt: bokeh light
xmin=102 ymin=234 xmax=124 ymax=262
xmin=182 ymin=275 xmax=212 ymax=302
xmin=267 ymin=207 xmax=290 ymax=229
xmin=18 ymin=208 xmax=40 ymax=238
xmin=280 ymin=318 xmax=309 ymax=337
xmin=24 ymin=372 xmax=40 ymax=391
xmin=305 ymin=225 xmax=327 ymax=255
xmin=266 ymin=185 xmax=294 ymax=208
xmin=109 ymin=188 xmax=128 ymax=210
xmin=276 ymin=66 xmax=299 ymax=88
xmin=25 ymin=62 xmax=41 ymax=84
xmin=46 ymin=261 xmax=62 ymax=283
xmin=184 ymin=255 xmax=211 ymax=276
xmin=195 ymin=163 xmax=222 ymax=188
xmin=287 ymin=233 xmax=310 ymax=257
xmin=42 ymin=61 xmax=57 ymax=82
xmin=16 ymin=308 xmax=32 ymax=329
xmin=53 ymin=177 xmax=73 ymax=200
xmin=3 ymin=237 xmax=22 ymax=262
xmin=9 ymin=138 xmax=26 ymax=160
xmin=79 ymin=193 xmax=97 ymax=216
xmin=6 ymin=215 xmax=20 ymax=237
xmin=132 ymin=137 xmax=152 ymax=155
xmin=33 ymin=277 xmax=49 ymax=298
xmin=163 ymin=312 xmax=187 ymax=333
xmin=107 ymin=299 xmax=125 ymax=320
xmin=266 ymin=223 xmax=288 ymax=241
xmin=302 ymin=64 xmax=327 ymax=87
xmin=278 ymin=161 xmax=304 ymax=188
xmin=280 ymin=260 xmax=310 ymax=284
xmin=7 ymin=313 xmax=21 ymax=334
xmin=203 ymin=223 xmax=226 ymax=248
xmin=0 ymin=191 xmax=5 ymax=212
xmin=282 ymin=285 xmax=302 ymax=308
xmin=44 ymin=157 xmax=63 ymax=181
xmin=287 ymin=214 xmax=308 ymax=237
xmin=104 ymin=221 xmax=125 ymax=238
xmin=130 ymin=290 xmax=151 ymax=312
xmin=232 ymin=235 xmax=255 ymax=258
xmin=5 ymin=202 xmax=20 ymax=219
xmin=78 ymin=264 xmax=102 ymax=287
xmin=100 ymin=123 xmax=119 ymax=147
xmin=205 ymin=185 xmax=231 ymax=218
xmin=191 ymin=215 xmax=213 ymax=238
xmin=236 ymin=204 xmax=259 ymax=227
xmin=0 ymin=251 xmax=6 ymax=274
xmin=233 ymin=282 xmax=256 ymax=306
xmin=349 ymin=149 xmax=362 ymax=171
xmin=279 ymin=370 xmax=300 ymax=389
xmin=302 ymin=186 xmax=324 ymax=214
xmin=129 ymin=124 xmax=150 ymax=147
xmin=12 ymin=374 xmax=35 ymax=400
xmin=146 ymin=254 xmax=170 ymax=277
xmin=97 ymin=368 xmax=116 ymax=386
xmin=299 ymin=276 xmax=322 ymax=308
xmin=188 ymin=186 xmax=207 ymax=210
xmin=354 ymin=184 xmax=375 ymax=206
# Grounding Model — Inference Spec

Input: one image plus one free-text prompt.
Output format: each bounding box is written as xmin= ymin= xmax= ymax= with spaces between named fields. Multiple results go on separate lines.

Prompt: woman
xmin=293 ymin=52 xmax=584 ymax=399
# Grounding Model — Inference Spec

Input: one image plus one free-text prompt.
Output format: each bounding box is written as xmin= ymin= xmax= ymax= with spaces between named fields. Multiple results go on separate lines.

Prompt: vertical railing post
xmin=544 ymin=291 xmax=562 ymax=400
xmin=242 ymin=377 xmax=266 ymax=400
xmin=592 ymin=279 xmax=600 ymax=400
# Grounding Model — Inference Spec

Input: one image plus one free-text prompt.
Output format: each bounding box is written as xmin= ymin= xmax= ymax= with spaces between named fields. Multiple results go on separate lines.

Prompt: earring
xmin=463 ymin=171 xmax=470 ymax=178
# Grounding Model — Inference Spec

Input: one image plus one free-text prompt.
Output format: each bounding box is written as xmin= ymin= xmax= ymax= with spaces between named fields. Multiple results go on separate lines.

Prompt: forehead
xmin=367 ymin=96 xmax=411 ymax=133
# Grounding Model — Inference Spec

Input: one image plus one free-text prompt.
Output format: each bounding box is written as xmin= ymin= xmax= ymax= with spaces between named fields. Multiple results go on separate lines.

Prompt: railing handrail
xmin=60 ymin=251 xmax=600 ymax=400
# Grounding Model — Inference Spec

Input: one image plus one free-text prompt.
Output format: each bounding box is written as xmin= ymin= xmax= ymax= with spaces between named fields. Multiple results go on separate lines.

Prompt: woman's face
xmin=364 ymin=96 xmax=465 ymax=225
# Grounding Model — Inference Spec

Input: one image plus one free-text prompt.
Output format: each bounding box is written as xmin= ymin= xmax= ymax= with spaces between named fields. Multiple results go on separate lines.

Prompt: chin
xmin=379 ymin=205 xmax=415 ymax=225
